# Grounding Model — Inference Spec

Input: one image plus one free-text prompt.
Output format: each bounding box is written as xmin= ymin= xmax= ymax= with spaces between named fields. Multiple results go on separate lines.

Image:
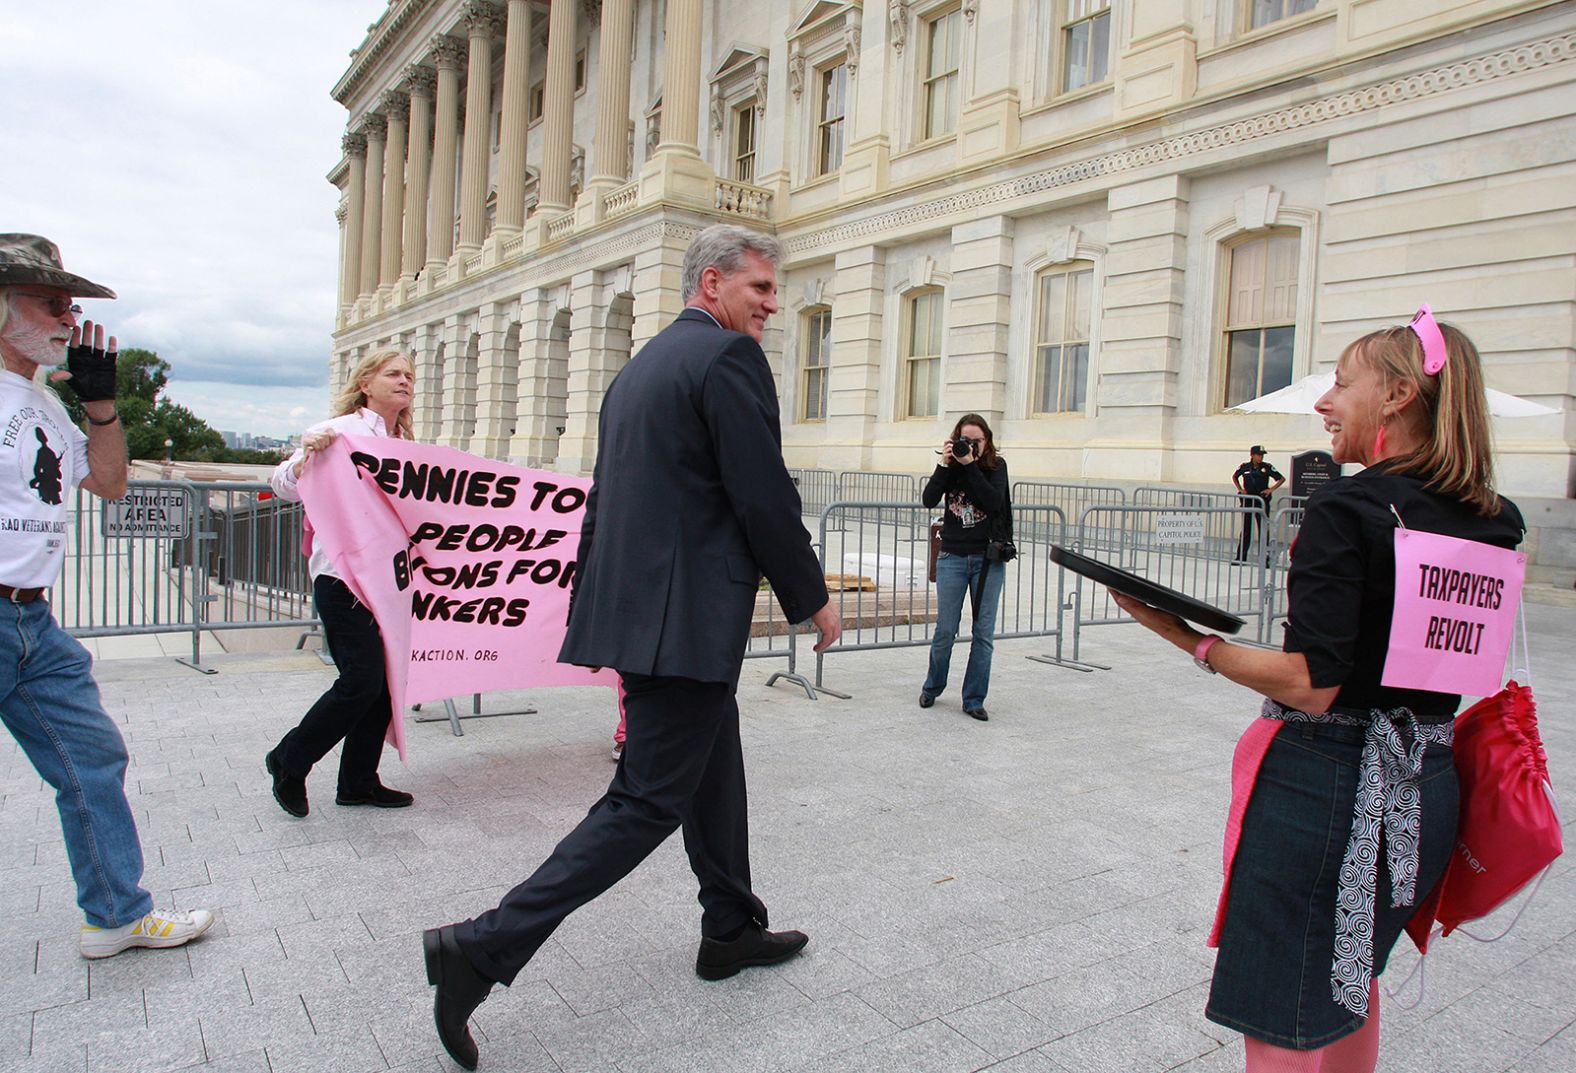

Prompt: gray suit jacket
xmin=558 ymin=308 xmax=827 ymax=683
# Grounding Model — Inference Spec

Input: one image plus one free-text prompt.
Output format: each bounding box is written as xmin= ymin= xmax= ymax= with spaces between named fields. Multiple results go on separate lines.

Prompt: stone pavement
xmin=2 ymin=606 xmax=1573 ymax=1073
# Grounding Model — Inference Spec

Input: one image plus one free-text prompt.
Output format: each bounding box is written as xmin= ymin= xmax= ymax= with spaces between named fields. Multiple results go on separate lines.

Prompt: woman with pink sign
xmin=1113 ymin=307 xmax=1524 ymax=1072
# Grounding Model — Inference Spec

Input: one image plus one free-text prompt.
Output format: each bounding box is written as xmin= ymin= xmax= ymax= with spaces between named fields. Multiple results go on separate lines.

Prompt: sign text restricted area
xmin=102 ymin=489 xmax=193 ymax=539
xmin=1155 ymin=514 xmax=1205 ymax=545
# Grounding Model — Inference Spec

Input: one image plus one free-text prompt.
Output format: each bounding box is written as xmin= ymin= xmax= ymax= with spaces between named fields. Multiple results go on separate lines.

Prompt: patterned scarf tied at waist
xmin=1259 ymin=699 xmax=1454 ymax=1019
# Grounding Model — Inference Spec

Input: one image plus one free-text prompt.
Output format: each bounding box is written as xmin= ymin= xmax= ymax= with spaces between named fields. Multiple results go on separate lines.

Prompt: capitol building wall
xmin=329 ymin=0 xmax=1576 ymax=499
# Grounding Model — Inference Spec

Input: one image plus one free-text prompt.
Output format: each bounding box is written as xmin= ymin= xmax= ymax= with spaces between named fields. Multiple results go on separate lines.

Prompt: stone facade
xmin=330 ymin=0 xmax=1576 ymax=498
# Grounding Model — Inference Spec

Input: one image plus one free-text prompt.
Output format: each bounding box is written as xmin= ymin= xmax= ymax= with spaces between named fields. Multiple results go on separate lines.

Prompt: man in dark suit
xmin=422 ymin=224 xmax=841 ymax=1070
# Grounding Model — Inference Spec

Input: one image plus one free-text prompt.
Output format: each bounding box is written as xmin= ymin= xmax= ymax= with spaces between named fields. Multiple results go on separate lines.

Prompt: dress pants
xmin=455 ymin=671 xmax=767 ymax=985
xmin=1237 ymin=495 xmax=1267 ymax=562
xmin=272 ymin=575 xmax=393 ymax=794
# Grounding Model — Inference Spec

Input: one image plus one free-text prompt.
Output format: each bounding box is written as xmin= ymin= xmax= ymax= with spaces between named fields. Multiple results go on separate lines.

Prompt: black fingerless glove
xmin=63 ymin=343 xmax=118 ymax=402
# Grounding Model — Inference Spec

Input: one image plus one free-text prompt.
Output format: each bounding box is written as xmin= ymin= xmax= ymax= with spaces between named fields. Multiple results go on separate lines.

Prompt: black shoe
xmin=918 ymin=692 xmax=935 ymax=709
xmin=336 ymin=783 xmax=414 ymax=808
xmin=423 ymin=925 xmax=493 ymax=1071
xmin=695 ymin=923 xmax=808 ymax=981
xmin=265 ymin=749 xmax=308 ymax=818
xmin=964 ymin=706 xmax=989 ymax=721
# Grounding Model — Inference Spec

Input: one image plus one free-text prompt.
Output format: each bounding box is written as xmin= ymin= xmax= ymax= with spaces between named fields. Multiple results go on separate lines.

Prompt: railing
xmin=500 ymin=233 xmax=524 ymax=258
xmin=714 ymin=178 xmax=773 ymax=221
xmin=787 ymin=468 xmax=838 ymax=516
xmin=603 ymin=180 xmax=640 ymax=220
xmin=545 ymin=212 xmax=576 ymax=242
xmin=461 ymin=251 xmax=483 ymax=274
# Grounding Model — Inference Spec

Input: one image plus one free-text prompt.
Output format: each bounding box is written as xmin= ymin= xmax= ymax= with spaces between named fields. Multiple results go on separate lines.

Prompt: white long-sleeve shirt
xmin=271 ymin=407 xmax=393 ymax=581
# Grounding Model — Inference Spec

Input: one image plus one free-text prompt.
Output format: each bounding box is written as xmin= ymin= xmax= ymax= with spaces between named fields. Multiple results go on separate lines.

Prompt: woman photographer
xmin=1113 ymin=309 xmax=1523 ymax=1071
xmin=919 ymin=413 xmax=1011 ymax=721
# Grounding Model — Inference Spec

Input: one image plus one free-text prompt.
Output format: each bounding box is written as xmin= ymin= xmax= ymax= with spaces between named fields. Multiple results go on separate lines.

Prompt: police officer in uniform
xmin=1232 ymin=445 xmax=1283 ymax=564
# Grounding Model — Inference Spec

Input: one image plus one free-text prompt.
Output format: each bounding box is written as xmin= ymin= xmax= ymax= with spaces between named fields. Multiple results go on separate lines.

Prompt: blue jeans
xmin=922 ymin=552 xmax=1005 ymax=709
xmin=0 ymin=599 xmax=153 ymax=928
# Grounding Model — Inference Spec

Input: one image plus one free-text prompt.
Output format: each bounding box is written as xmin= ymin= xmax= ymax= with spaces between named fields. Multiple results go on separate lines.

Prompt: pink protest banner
xmin=1382 ymin=528 xmax=1526 ymax=698
xmin=298 ymin=435 xmax=610 ymax=757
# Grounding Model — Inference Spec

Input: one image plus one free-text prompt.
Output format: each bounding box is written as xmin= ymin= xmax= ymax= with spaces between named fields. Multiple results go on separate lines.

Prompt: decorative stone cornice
xmin=889 ymin=1 xmax=909 ymax=55
xmin=335 ymin=204 xmax=349 ymax=224
xmin=358 ymin=112 xmax=388 ymax=139
xmin=788 ymin=46 xmax=804 ymax=99
xmin=463 ymin=0 xmax=503 ymax=37
xmin=332 ymin=0 xmax=440 ymax=105
xmin=784 ymin=30 xmax=1576 ymax=257
xmin=403 ymin=65 xmax=437 ymax=98
xmin=846 ymin=26 xmax=861 ymax=77
xmin=342 ymin=131 xmax=368 ymax=157
xmin=380 ymin=90 xmax=410 ymax=122
xmin=753 ymin=56 xmax=769 ymax=116
xmin=961 ymin=0 xmax=975 ymax=24
xmin=430 ymin=34 xmax=467 ymax=71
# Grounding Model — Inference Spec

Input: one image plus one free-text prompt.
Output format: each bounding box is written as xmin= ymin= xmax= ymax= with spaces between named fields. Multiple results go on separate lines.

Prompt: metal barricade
xmin=196 ymin=482 xmax=317 ymax=636
xmin=835 ymin=470 xmax=919 ymax=503
xmin=1012 ymin=480 xmax=1125 ymax=554
xmin=787 ymin=467 xmax=837 ymax=517
xmin=1260 ymin=501 xmax=1307 ymax=645
xmin=1067 ymin=503 xmax=1270 ymax=665
xmin=50 ymin=480 xmax=208 ymax=670
xmin=810 ymin=501 xmax=1074 ymax=697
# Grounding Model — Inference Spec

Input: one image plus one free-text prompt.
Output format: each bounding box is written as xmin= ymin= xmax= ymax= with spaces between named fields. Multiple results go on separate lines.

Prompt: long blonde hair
xmin=1343 ymin=319 xmax=1499 ymax=516
xmin=333 ymin=348 xmax=415 ymax=439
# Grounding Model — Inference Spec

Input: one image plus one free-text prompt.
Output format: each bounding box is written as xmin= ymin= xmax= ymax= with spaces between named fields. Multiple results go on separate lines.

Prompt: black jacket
xmin=558 ymin=309 xmax=828 ymax=684
xmin=922 ymin=458 xmax=1010 ymax=555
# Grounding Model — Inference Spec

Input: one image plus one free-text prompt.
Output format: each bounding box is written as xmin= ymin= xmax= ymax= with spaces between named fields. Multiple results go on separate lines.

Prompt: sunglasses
xmin=15 ymin=291 xmax=84 ymax=318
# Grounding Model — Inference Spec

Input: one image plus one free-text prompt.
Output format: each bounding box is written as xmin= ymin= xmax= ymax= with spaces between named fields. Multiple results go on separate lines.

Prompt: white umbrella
xmin=1227 ymin=372 xmax=1558 ymax=418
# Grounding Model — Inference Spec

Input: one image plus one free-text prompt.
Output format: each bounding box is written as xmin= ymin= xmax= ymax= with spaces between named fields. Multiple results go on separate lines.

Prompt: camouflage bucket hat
xmin=0 ymin=234 xmax=116 ymax=299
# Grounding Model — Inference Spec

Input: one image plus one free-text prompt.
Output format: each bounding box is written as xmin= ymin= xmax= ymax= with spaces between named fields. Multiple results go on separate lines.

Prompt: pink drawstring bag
xmin=1407 ymin=679 xmax=1562 ymax=952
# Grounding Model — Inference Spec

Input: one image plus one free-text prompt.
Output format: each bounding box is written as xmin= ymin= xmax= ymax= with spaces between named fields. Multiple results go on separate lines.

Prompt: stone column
xmin=428 ymin=36 xmax=466 ymax=268
xmin=333 ymin=203 xmax=350 ymax=320
xmin=413 ymin=322 xmax=447 ymax=441
xmin=1090 ymin=174 xmax=1191 ymax=479
xmin=402 ymin=67 xmax=435 ymax=279
xmin=438 ymin=314 xmax=478 ymax=449
xmin=558 ymin=269 xmax=619 ymax=475
xmin=458 ymin=2 xmax=501 ymax=252
xmin=508 ymin=288 xmax=571 ymax=466
xmin=945 ymin=216 xmax=1014 ymax=423
xmin=339 ymin=132 xmax=367 ymax=309
xmin=471 ymin=301 xmax=519 ymax=457
xmin=824 ymin=245 xmax=886 ymax=469
xmin=659 ymin=0 xmax=701 ymax=154
xmin=539 ymin=0 xmax=579 ymax=212
xmin=358 ymin=113 xmax=386 ymax=297
xmin=495 ymin=0 xmax=534 ymax=234
xmin=379 ymin=91 xmax=408 ymax=292
xmin=589 ymin=0 xmax=634 ymax=184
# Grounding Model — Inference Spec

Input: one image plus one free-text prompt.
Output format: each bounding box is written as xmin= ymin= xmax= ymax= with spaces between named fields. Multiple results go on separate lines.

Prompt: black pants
xmin=273 ymin=575 xmax=392 ymax=794
xmin=1237 ymin=495 xmax=1267 ymax=562
xmin=455 ymin=671 xmax=767 ymax=985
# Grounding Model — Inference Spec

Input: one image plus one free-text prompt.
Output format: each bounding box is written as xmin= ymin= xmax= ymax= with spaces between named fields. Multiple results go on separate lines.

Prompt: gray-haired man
xmin=423 ymin=225 xmax=841 ymax=1070
xmin=0 ymin=234 xmax=212 ymax=957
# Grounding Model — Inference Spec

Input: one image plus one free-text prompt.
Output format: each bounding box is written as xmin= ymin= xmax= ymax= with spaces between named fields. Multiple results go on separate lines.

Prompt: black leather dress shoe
xmin=335 ymin=783 xmax=414 ymax=808
xmin=265 ymin=749 xmax=308 ymax=818
xmin=964 ymin=706 xmax=989 ymax=721
xmin=695 ymin=924 xmax=808 ymax=980
xmin=423 ymin=925 xmax=493 ymax=1070
xmin=918 ymin=692 xmax=935 ymax=709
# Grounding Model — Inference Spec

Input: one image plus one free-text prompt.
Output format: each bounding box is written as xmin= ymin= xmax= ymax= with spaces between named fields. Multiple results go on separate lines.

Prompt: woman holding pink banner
xmin=1112 ymin=308 xmax=1524 ymax=1072
xmin=264 ymin=348 xmax=417 ymax=818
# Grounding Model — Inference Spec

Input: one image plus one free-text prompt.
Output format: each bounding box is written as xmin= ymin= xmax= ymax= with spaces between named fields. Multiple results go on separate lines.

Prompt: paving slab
xmin=0 ymin=603 xmax=1572 ymax=1072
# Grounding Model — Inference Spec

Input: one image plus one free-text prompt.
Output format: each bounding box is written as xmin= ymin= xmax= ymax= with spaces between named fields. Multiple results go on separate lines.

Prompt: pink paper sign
xmin=299 ymin=435 xmax=610 ymax=758
xmin=1382 ymin=528 xmax=1526 ymax=698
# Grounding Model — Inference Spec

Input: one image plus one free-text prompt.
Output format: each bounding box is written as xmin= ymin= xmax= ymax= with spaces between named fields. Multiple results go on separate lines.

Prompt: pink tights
xmin=1243 ymin=981 xmax=1380 ymax=1073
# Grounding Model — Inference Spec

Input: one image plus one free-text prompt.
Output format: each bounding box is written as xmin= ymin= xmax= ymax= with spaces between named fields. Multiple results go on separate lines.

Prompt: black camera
xmin=951 ymin=437 xmax=974 ymax=460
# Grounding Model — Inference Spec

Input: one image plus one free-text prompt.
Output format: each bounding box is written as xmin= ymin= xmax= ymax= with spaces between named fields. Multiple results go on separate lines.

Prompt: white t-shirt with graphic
xmin=0 ymin=371 xmax=90 ymax=588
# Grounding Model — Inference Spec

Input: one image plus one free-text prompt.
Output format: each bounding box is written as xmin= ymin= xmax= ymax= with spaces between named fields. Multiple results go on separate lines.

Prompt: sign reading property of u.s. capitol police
xmin=101 ymin=487 xmax=193 ymax=538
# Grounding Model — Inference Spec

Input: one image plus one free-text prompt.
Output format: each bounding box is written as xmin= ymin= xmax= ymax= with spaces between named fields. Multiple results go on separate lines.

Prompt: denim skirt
xmin=1205 ymin=720 xmax=1459 ymax=1049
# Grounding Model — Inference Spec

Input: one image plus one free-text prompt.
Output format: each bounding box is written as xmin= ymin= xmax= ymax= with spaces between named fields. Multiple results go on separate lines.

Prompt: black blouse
xmin=1282 ymin=461 xmax=1525 ymax=720
xmin=922 ymin=459 xmax=1010 ymax=556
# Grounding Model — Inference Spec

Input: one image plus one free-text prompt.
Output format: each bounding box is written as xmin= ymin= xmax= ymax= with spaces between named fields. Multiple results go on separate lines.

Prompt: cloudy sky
xmin=5 ymin=1 xmax=384 ymax=438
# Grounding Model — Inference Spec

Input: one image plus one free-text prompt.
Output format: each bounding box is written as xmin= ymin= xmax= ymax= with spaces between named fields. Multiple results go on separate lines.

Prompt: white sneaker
xmin=80 ymin=908 xmax=215 ymax=959
xmin=611 ymin=742 xmax=623 ymax=762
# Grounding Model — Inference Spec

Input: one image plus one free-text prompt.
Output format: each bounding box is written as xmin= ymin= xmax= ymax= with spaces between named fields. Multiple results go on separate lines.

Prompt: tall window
xmin=1034 ymin=264 xmax=1094 ymax=413
xmin=923 ymin=8 xmax=962 ymax=139
xmin=801 ymin=307 xmax=832 ymax=421
xmin=529 ymin=81 xmax=545 ymax=123
xmin=817 ymin=64 xmax=847 ymax=174
xmin=905 ymin=291 xmax=944 ymax=418
xmin=1062 ymin=0 xmax=1111 ymax=92
xmin=733 ymin=104 xmax=757 ymax=183
xmin=1222 ymin=232 xmax=1299 ymax=409
xmin=1248 ymin=0 xmax=1317 ymax=31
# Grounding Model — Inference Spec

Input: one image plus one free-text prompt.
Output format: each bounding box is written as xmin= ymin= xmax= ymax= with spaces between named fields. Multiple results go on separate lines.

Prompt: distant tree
xmin=51 ymin=347 xmax=265 ymax=464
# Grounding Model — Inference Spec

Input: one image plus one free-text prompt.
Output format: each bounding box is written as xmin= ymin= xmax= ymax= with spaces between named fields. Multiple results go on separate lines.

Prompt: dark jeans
xmin=1237 ymin=494 xmax=1268 ymax=561
xmin=455 ymin=671 xmax=767 ymax=985
xmin=272 ymin=575 xmax=393 ymax=794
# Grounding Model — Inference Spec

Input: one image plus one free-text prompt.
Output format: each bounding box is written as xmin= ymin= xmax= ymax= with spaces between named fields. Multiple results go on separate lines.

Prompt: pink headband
xmin=1408 ymin=304 xmax=1447 ymax=376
